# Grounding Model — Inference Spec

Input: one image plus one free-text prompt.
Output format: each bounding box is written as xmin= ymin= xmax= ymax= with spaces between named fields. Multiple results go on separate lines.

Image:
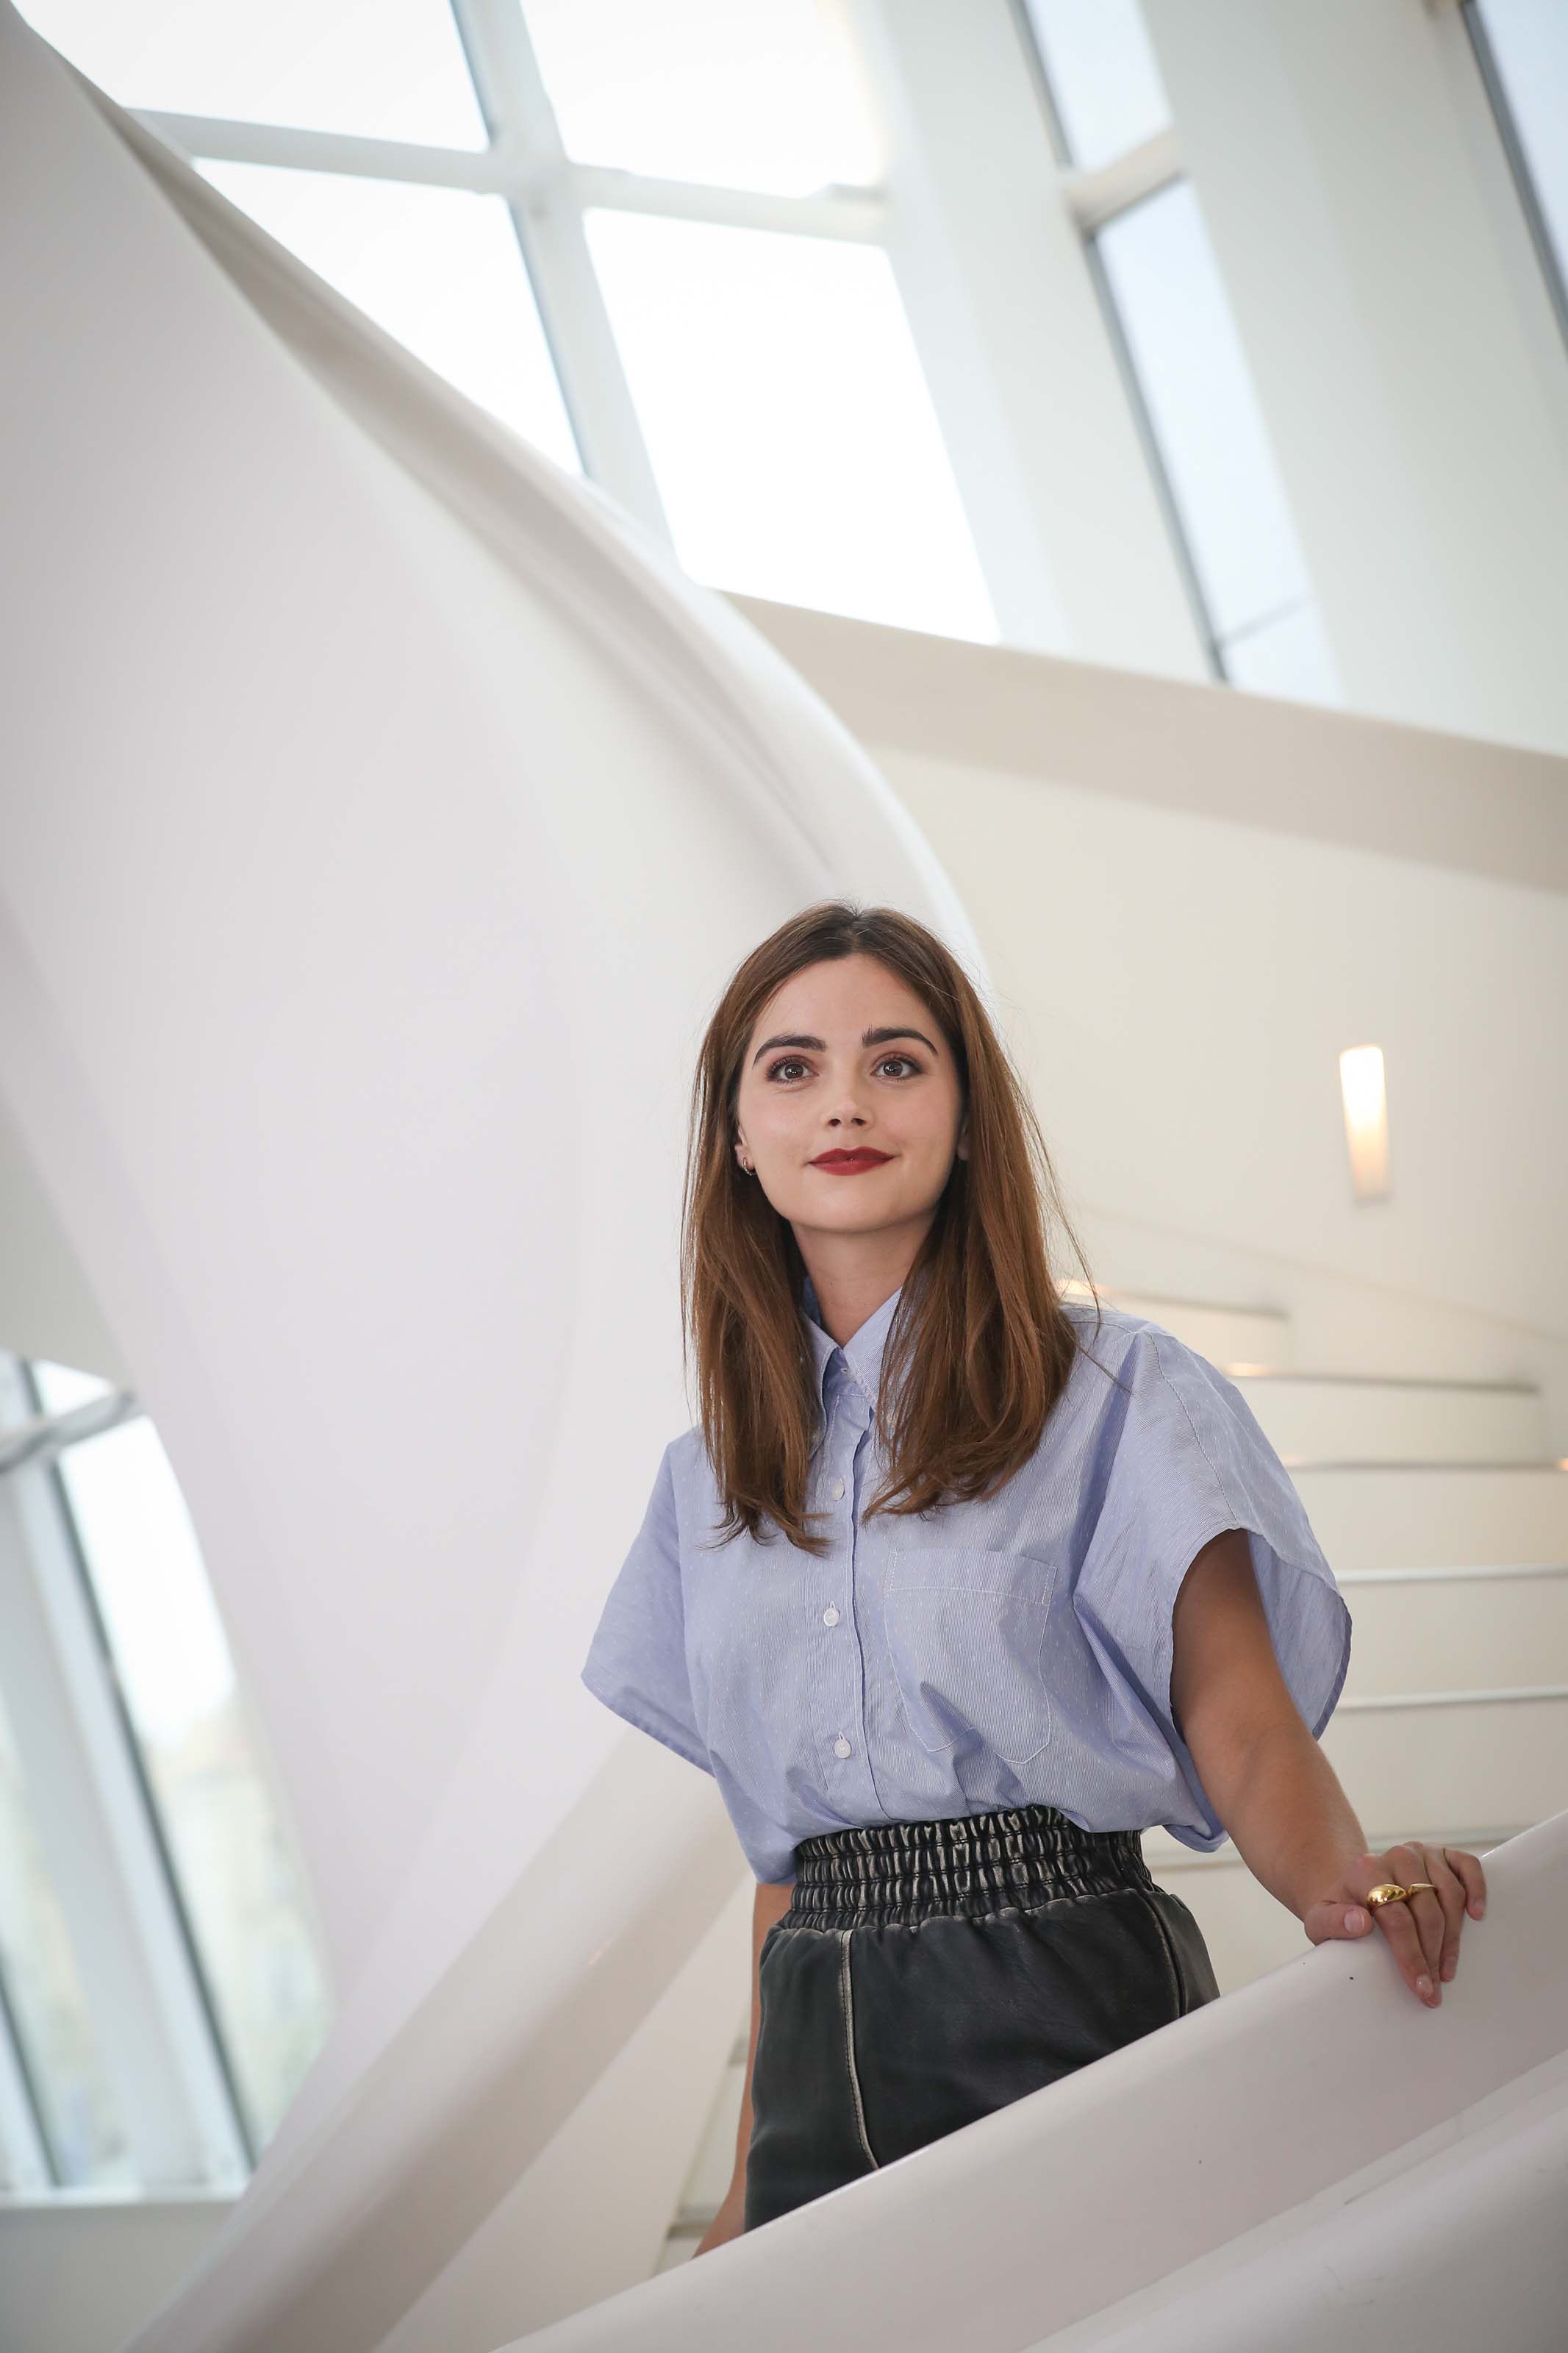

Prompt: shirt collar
xmin=798 ymin=1270 xmax=904 ymax=1415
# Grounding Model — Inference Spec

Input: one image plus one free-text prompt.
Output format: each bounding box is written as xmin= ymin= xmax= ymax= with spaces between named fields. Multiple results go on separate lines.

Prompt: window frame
xmin=0 ymin=1354 xmax=254 ymax=2191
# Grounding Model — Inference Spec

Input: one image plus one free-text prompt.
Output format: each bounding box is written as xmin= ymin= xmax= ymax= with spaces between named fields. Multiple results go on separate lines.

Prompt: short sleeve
xmin=1073 ymin=1324 xmax=1353 ymax=1852
xmin=581 ymin=1441 xmax=715 ymax=1779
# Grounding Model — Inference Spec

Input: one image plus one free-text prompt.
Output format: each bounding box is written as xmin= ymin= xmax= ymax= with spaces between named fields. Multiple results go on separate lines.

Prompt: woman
xmin=581 ymin=901 xmax=1487 ymax=2246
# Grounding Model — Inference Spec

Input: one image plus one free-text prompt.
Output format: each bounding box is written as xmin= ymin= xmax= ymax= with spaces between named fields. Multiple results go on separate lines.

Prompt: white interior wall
xmin=886 ymin=746 xmax=1568 ymax=1405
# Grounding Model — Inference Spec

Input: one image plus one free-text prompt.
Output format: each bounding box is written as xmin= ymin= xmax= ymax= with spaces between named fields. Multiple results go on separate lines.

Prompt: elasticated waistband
xmin=785 ymin=1803 xmax=1151 ymax=1931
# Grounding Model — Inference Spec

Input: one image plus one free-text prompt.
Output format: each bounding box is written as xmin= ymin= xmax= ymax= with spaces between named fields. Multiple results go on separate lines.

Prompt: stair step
xmin=1318 ymin=1690 xmax=1567 ymax=1829
xmin=1062 ymin=1285 xmax=1293 ymax=1371
xmin=1142 ymin=1818 xmax=1525 ymax=1873
xmin=1290 ymin=1464 xmax=1568 ymax=1571
xmin=679 ymin=2034 xmax=748 ymax=2217
xmin=1336 ymin=1562 xmax=1568 ymax=1696
xmin=1233 ymin=1371 xmax=1546 ymax=1465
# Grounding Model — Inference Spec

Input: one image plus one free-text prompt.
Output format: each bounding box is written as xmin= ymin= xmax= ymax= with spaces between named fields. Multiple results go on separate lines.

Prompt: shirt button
xmin=833 ymin=1735 xmax=853 ymax=1757
xmin=830 ymin=1477 xmax=845 ymax=1499
xmin=823 ymin=1604 xmax=840 ymax=1626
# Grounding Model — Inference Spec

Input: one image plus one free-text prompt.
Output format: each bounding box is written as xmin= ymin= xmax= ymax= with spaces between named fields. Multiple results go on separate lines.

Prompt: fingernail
xmin=1345 ymin=1908 xmax=1367 ymax=1933
xmin=1417 ymin=1975 xmax=1433 ymax=2000
xmin=1441 ymin=1956 xmax=1456 ymax=1980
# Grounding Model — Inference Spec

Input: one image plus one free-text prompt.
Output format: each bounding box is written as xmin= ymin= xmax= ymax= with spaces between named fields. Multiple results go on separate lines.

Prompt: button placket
xmin=813 ymin=1360 xmax=869 ymax=1781
xmin=820 ymin=1487 xmax=856 ymax=1767
xmin=826 ymin=1396 xmax=874 ymax=1781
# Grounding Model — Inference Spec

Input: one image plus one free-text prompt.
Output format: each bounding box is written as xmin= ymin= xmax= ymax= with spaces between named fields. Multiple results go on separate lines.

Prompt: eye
xmin=763 ymin=1053 xmax=925 ymax=1082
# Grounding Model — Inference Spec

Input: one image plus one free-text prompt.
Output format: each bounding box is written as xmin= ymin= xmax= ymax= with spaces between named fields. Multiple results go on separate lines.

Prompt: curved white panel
xmin=0 ymin=1 xmax=985 ymax=2313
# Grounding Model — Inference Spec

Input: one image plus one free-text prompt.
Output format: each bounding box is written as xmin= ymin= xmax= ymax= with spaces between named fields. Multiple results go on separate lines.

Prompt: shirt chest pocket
xmin=884 ymin=1546 xmax=1059 ymax=1766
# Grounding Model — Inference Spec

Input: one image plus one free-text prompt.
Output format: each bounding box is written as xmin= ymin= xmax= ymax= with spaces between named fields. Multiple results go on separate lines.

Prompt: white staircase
xmin=656 ymin=1287 xmax=1568 ymax=2270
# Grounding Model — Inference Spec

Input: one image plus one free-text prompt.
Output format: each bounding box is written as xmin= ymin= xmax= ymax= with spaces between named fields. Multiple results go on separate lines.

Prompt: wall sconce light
xmin=1339 ymin=1044 xmax=1390 ymax=1202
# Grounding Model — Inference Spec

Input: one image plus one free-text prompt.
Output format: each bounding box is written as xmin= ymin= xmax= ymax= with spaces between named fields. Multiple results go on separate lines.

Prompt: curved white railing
xmin=515 ymin=1808 xmax=1568 ymax=2353
xmin=112 ymin=1787 xmax=1567 ymax=2353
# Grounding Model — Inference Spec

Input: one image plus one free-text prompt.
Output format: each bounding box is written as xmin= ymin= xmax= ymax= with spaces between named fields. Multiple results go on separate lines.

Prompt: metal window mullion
xmin=1061 ymin=127 xmax=1185 ymax=237
xmin=1003 ymin=0 xmax=1186 ymax=224
xmin=132 ymin=111 xmax=504 ymax=192
xmin=132 ymin=113 xmax=889 ymax=240
xmin=567 ymin=164 xmax=886 ymax=242
xmin=0 ymin=1957 xmax=53 ymax=2193
xmin=1459 ymin=0 xmax=1568 ymax=356
xmin=0 ymin=1440 xmax=248 ymax=2188
xmin=446 ymin=0 xmax=674 ymax=545
xmin=1218 ymin=590 xmax=1309 ymax=653
xmin=1000 ymin=0 xmax=1219 ymax=674
xmin=0 ymin=1354 xmax=62 ymax=2188
xmin=1079 ymin=215 xmax=1225 ymax=682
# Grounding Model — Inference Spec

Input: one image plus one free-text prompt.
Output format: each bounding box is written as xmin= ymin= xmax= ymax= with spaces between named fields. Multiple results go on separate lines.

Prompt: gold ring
xmin=1366 ymin=1882 xmax=1412 ymax=1907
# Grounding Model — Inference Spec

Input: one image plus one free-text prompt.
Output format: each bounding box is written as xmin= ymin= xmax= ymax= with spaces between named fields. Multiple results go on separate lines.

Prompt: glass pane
xmin=16 ymin=0 xmax=487 ymax=147
xmin=0 ymin=1682 xmax=133 ymax=2188
xmin=1474 ymin=0 xmax=1568 ymax=289
xmin=196 ymin=163 xmax=581 ymax=473
xmin=521 ymin=0 xmax=884 ymax=195
xmin=54 ymin=1418 xmax=333 ymax=2151
xmin=1221 ymin=600 xmax=1341 ymax=710
xmin=585 ymin=210 xmax=996 ymax=640
xmin=1098 ymin=178 xmax=1328 ymax=666
xmin=1023 ymin=0 xmax=1172 ymax=168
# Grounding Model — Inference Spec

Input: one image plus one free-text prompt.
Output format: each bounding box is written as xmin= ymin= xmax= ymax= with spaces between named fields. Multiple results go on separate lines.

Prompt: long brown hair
xmin=680 ymin=901 xmax=1107 ymax=1555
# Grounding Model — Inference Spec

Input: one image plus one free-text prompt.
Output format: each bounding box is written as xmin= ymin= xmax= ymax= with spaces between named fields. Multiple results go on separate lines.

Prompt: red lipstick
xmin=809 ymin=1149 xmax=892 ymax=1174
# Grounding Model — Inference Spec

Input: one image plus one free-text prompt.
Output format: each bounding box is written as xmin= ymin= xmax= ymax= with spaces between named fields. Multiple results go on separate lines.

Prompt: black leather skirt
xmin=742 ymin=1802 xmax=1220 ymax=2231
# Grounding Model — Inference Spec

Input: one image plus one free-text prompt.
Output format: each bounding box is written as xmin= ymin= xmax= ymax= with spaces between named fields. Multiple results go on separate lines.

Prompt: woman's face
xmin=732 ymin=953 xmax=967 ymax=1252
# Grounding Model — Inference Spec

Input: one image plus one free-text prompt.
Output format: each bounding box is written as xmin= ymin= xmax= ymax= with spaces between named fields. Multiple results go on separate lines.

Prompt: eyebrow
xmin=750 ymin=1025 xmax=940 ymax=1065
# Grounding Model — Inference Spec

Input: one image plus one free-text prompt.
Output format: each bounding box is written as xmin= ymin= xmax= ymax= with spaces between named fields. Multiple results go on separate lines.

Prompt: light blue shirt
xmin=581 ymin=1277 xmax=1353 ymax=1883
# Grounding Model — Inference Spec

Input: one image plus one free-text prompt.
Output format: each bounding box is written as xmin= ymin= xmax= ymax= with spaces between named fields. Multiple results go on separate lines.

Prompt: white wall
xmin=894 ymin=750 xmax=1568 ymax=1386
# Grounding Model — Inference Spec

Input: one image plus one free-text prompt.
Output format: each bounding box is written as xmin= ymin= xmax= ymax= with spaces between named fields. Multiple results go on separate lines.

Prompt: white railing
xmin=515 ymin=1807 xmax=1568 ymax=2353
